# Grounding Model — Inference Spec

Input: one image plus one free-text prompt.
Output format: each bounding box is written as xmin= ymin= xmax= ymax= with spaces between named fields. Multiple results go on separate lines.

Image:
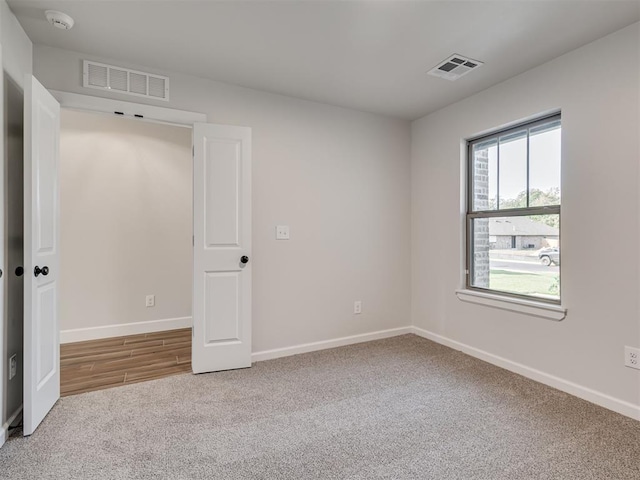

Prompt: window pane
xmin=529 ymin=121 xmax=561 ymax=207
xmin=471 ymin=140 xmax=497 ymax=211
xmin=498 ymin=130 xmax=527 ymax=209
xmin=471 ymin=214 xmax=560 ymax=301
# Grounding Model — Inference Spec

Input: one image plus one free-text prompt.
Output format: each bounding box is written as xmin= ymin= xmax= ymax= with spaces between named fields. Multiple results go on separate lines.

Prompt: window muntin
xmin=467 ymin=114 xmax=561 ymax=303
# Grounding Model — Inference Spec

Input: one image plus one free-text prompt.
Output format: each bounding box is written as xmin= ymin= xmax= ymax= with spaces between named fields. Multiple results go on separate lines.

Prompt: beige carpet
xmin=1 ymin=334 xmax=639 ymax=479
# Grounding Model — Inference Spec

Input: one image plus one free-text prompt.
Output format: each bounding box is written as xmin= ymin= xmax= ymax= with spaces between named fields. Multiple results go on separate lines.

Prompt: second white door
xmin=192 ymin=123 xmax=252 ymax=374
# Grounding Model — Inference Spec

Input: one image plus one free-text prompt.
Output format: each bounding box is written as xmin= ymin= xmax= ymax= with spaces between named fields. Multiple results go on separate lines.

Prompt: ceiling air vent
xmin=83 ymin=61 xmax=170 ymax=101
xmin=428 ymin=54 xmax=483 ymax=81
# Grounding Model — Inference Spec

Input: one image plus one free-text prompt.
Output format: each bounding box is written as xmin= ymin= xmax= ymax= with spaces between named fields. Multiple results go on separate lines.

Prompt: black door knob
xmin=240 ymin=256 xmax=249 ymax=264
xmin=34 ymin=266 xmax=49 ymax=277
xmin=15 ymin=266 xmax=24 ymax=277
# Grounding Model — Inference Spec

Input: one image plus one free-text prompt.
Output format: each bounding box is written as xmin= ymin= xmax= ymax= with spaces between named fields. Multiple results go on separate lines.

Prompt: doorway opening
xmin=58 ymin=109 xmax=193 ymax=396
xmin=4 ymin=74 xmax=25 ymax=434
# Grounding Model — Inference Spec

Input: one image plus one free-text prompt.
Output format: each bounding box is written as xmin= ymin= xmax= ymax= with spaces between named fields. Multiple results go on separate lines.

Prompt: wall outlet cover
xmin=276 ymin=225 xmax=290 ymax=240
xmin=624 ymin=346 xmax=640 ymax=370
xmin=146 ymin=295 xmax=155 ymax=307
xmin=354 ymin=301 xmax=362 ymax=314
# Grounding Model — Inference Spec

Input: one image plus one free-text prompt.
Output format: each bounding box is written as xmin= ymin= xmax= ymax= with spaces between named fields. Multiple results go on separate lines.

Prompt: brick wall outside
xmin=472 ymin=148 xmax=490 ymax=288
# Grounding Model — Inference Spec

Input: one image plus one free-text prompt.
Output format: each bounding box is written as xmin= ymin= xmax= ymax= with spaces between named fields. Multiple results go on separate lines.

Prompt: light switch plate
xmin=276 ymin=225 xmax=290 ymax=240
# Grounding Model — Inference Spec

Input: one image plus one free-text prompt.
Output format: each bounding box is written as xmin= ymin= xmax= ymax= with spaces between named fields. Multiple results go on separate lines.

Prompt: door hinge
xmin=192 ymin=235 xmax=195 ymax=246
xmin=192 ymin=146 xmax=194 ymax=157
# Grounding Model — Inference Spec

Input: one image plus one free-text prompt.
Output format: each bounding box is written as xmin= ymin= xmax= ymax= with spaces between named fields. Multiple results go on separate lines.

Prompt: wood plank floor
xmin=60 ymin=328 xmax=192 ymax=397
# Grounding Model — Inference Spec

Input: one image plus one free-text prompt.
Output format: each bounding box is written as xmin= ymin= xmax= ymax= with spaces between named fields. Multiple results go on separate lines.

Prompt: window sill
xmin=455 ymin=289 xmax=566 ymax=321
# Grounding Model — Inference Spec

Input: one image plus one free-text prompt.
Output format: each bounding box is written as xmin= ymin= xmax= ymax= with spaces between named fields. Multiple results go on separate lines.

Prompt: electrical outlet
xmin=354 ymin=301 xmax=362 ymax=314
xmin=146 ymin=295 xmax=155 ymax=307
xmin=276 ymin=225 xmax=290 ymax=240
xmin=9 ymin=354 xmax=17 ymax=380
xmin=624 ymin=346 xmax=640 ymax=370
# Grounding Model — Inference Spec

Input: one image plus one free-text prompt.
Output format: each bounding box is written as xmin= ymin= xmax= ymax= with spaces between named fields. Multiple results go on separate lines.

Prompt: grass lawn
xmin=490 ymin=269 xmax=559 ymax=298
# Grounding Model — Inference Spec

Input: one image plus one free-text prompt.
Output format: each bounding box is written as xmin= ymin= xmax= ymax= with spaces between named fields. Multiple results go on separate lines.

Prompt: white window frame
xmin=464 ymin=113 xmax=563 ymax=309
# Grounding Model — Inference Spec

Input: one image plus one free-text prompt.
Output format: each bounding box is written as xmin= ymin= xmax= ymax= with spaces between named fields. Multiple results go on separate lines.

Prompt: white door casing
xmin=192 ymin=123 xmax=252 ymax=374
xmin=0 ymin=46 xmax=4 ymax=447
xmin=23 ymin=76 xmax=60 ymax=436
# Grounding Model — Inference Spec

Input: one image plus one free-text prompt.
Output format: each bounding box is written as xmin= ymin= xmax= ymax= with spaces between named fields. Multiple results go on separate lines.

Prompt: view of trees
xmin=489 ymin=187 xmax=560 ymax=227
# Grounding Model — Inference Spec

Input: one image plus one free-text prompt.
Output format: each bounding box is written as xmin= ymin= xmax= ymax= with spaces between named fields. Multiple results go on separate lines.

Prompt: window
xmin=467 ymin=113 xmax=561 ymax=303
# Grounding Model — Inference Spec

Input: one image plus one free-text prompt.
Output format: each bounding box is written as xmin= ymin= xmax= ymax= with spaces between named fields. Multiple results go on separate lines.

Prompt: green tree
xmin=489 ymin=188 xmax=560 ymax=228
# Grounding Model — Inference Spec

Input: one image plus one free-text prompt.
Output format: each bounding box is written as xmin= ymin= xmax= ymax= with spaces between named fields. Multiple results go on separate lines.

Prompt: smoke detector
xmin=45 ymin=10 xmax=74 ymax=30
xmin=428 ymin=54 xmax=483 ymax=81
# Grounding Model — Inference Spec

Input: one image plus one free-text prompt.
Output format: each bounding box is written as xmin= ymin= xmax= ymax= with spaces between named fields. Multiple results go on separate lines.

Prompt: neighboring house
xmin=489 ymin=216 xmax=559 ymax=250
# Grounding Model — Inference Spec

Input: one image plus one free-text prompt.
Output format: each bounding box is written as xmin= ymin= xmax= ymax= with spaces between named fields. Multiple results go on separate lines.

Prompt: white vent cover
xmin=428 ymin=54 xmax=483 ymax=81
xmin=83 ymin=61 xmax=170 ymax=101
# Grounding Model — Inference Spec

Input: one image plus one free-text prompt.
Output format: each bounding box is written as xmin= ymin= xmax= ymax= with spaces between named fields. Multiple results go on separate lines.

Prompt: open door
xmin=23 ymin=76 xmax=60 ymax=436
xmin=192 ymin=123 xmax=251 ymax=374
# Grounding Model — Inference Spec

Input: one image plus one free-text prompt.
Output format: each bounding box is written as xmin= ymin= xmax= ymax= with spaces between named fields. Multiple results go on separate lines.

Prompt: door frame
xmin=51 ymin=91 xmax=208 ymax=355
xmin=52 ymin=91 xmax=206 ymax=347
xmin=50 ymin=91 xmax=210 ymax=369
xmin=51 ymin=91 xmax=207 ymax=127
xmin=52 ymin=90 xmax=252 ymax=374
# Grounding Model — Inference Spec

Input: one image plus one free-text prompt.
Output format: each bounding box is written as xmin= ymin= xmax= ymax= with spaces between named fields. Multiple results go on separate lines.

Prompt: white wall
xmin=60 ymin=110 xmax=192 ymax=337
xmin=34 ymin=45 xmax=412 ymax=353
xmin=1 ymin=0 xmax=30 ymax=88
xmin=411 ymin=23 xmax=640 ymax=410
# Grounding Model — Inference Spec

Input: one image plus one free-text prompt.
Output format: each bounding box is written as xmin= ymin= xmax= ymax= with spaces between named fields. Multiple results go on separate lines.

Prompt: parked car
xmin=539 ymin=247 xmax=560 ymax=266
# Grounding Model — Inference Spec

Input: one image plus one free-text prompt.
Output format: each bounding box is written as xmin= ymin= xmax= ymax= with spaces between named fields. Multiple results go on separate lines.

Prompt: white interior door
xmin=23 ymin=75 xmax=60 ymax=436
xmin=192 ymin=123 xmax=251 ymax=374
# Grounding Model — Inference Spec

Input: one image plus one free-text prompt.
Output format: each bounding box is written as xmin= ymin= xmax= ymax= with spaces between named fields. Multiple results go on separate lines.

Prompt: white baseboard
xmin=411 ymin=326 xmax=640 ymax=421
xmin=251 ymin=326 xmax=413 ymax=363
xmin=1 ymin=406 xmax=23 ymax=446
xmin=57 ymin=318 xmax=639 ymax=421
xmin=60 ymin=316 xmax=192 ymax=344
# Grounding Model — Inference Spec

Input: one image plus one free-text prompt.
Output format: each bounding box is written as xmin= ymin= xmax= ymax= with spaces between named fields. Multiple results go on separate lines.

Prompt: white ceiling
xmin=8 ymin=0 xmax=640 ymax=120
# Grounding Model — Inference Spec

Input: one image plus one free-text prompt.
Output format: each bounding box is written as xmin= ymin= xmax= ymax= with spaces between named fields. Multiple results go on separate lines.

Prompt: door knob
xmin=240 ymin=256 xmax=249 ymax=264
xmin=34 ymin=266 xmax=49 ymax=277
xmin=15 ymin=266 xmax=23 ymax=277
